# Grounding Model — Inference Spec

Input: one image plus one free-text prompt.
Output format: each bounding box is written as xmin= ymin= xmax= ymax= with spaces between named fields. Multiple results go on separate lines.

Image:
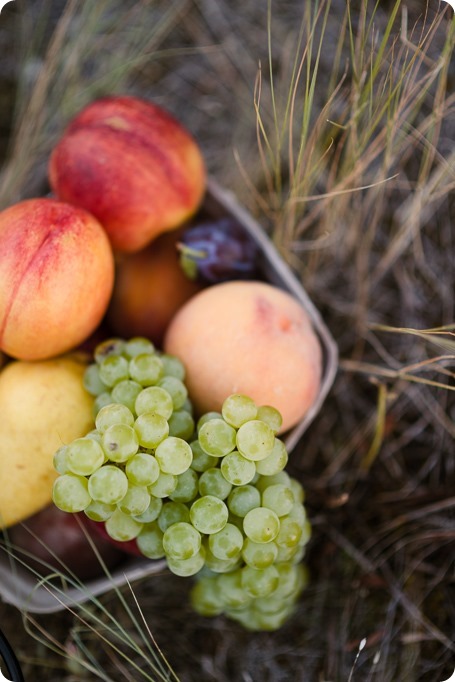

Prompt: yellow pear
xmin=0 ymin=356 xmax=94 ymax=528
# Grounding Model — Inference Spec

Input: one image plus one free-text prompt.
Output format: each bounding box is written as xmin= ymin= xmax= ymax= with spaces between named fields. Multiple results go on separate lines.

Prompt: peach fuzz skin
xmin=164 ymin=280 xmax=323 ymax=433
xmin=108 ymin=229 xmax=203 ymax=347
xmin=48 ymin=95 xmax=207 ymax=253
xmin=0 ymin=198 xmax=115 ymax=361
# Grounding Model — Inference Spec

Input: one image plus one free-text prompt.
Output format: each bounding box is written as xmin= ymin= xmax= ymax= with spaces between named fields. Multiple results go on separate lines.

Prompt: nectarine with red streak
xmin=0 ymin=198 xmax=115 ymax=360
xmin=49 ymin=95 xmax=206 ymax=253
xmin=108 ymin=229 xmax=203 ymax=346
xmin=163 ymin=281 xmax=322 ymax=433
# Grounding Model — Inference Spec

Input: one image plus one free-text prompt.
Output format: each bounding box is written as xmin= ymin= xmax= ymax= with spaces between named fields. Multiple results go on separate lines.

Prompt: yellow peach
xmin=163 ymin=280 xmax=322 ymax=433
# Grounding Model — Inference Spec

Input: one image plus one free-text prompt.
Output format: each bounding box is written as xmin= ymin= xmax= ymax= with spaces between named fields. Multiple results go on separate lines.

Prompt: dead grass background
xmin=0 ymin=1 xmax=454 ymax=680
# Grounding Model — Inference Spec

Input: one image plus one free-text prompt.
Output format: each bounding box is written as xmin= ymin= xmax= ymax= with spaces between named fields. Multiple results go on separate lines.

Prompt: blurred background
xmin=0 ymin=1 xmax=454 ymax=680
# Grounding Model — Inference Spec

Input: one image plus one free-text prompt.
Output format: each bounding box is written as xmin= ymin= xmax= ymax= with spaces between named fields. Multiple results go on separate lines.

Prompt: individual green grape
xmin=93 ymin=392 xmax=113 ymax=418
xmin=133 ymin=496 xmax=163 ymax=523
xmin=134 ymin=411 xmax=169 ymax=448
xmin=223 ymin=607 xmax=261 ymax=631
xmin=136 ymin=522 xmax=165 ymax=559
xmin=98 ymin=354 xmax=129 ymax=387
xmin=155 ymin=437 xmax=193 ymax=475
xmin=148 ymin=472 xmax=177 ymax=498
xmin=241 ymin=564 xmax=280 ymax=599
xmin=217 ymin=570 xmax=252 ymax=609
xmin=181 ymin=397 xmax=193 ymax=415
xmin=123 ymin=337 xmax=155 ymax=358
xmin=203 ymin=545 xmax=242 ymax=573
xmin=169 ymin=468 xmax=199 ymax=503
xmin=160 ymin=354 xmax=186 ymax=380
xmin=157 ymin=376 xmax=188 ymax=409
xmin=117 ymin=485 xmax=151 ymax=516
xmin=53 ymin=445 xmax=70 ymax=475
xmin=111 ymin=379 xmax=143 ymax=414
xmin=84 ymin=500 xmax=116 ymax=522
xmin=66 ymin=437 xmax=105 ymax=476
xmin=88 ymin=465 xmax=129 ymax=505
xmin=101 ymin=423 xmax=139 ymax=463
xmin=198 ymin=467 xmax=232 ymax=500
xmin=248 ymin=605 xmax=295 ymax=632
xmin=94 ymin=338 xmax=125 ymax=363
xmin=157 ymin=501 xmax=191 ymax=532
xmin=286 ymin=501 xmax=307 ymax=526
xmin=208 ymin=523 xmax=244 ymax=561
xmin=254 ymin=438 xmax=288 ymax=476
xmin=190 ymin=495 xmax=229 ymax=534
xmin=270 ymin=562 xmax=308 ymax=600
xmin=241 ymin=538 xmax=279 ymax=569
xmin=135 ymin=386 xmax=173 ymax=419
xmin=196 ymin=411 xmax=222 ymax=432
xmin=275 ymin=543 xmax=302 ymax=564
xmin=198 ymin=419 xmax=236 ymax=457
xmin=105 ymin=508 xmax=143 ymax=542
xmin=236 ymin=420 xmax=275 ymax=461
xmin=220 ymin=450 xmax=256 ymax=486
xmin=189 ymin=440 xmax=219 ymax=472
xmin=167 ymin=548 xmax=206 ymax=577
xmin=167 ymin=410 xmax=195 ymax=440
xmin=83 ymin=363 xmax=109 ymax=396
xmin=221 ymin=394 xmax=258 ymax=428
xmin=274 ymin=517 xmax=303 ymax=548
xmin=262 ymin=484 xmax=295 ymax=517
xmin=255 ymin=470 xmax=291 ymax=493
xmin=190 ymin=576 xmax=224 ymax=616
xmin=289 ymin=477 xmax=305 ymax=504
xmin=227 ymin=485 xmax=261 ymax=518
xmin=256 ymin=405 xmax=283 ymax=433
xmin=250 ymin=593 xmax=292 ymax=615
xmin=95 ymin=403 xmax=134 ymax=432
xmin=85 ymin=429 xmax=103 ymax=444
xmin=243 ymin=507 xmax=280 ymax=543
xmin=125 ymin=452 xmax=160 ymax=486
xmin=162 ymin=521 xmax=202 ymax=560
xmin=129 ymin=353 xmax=164 ymax=386
xmin=52 ymin=474 xmax=91 ymax=513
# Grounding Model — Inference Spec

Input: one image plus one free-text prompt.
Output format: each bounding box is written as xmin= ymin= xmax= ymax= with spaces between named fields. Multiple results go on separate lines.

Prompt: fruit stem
xmin=176 ymin=242 xmax=208 ymax=281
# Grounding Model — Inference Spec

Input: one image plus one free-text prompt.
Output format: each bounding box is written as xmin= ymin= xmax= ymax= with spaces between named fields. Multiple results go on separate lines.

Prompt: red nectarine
xmin=0 ymin=198 xmax=115 ymax=360
xmin=49 ymin=95 xmax=207 ymax=253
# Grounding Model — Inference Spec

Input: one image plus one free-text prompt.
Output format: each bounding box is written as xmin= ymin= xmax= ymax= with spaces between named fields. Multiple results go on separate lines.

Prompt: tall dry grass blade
xmin=0 ymin=0 xmax=189 ymax=208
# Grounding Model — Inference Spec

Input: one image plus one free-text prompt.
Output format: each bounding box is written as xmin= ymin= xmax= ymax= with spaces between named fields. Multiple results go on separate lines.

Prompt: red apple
xmin=48 ymin=95 xmax=207 ymax=253
xmin=0 ymin=198 xmax=115 ymax=360
xmin=107 ymin=229 xmax=203 ymax=346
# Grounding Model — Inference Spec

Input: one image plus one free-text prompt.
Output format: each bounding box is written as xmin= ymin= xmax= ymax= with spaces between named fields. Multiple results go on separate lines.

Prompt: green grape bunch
xmin=51 ymin=337 xmax=312 ymax=631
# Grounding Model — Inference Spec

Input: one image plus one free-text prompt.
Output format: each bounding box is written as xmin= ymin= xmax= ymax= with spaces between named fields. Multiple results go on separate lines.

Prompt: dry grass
xmin=0 ymin=0 xmax=454 ymax=680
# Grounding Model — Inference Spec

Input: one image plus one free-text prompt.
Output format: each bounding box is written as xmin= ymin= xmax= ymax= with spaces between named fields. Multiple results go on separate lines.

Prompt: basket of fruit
xmin=0 ymin=96 xmax=337 ymax=628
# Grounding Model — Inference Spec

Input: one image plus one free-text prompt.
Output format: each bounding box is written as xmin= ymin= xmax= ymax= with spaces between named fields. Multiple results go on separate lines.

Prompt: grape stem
xmin=176 ymin=242 xmax=208 ymax=280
